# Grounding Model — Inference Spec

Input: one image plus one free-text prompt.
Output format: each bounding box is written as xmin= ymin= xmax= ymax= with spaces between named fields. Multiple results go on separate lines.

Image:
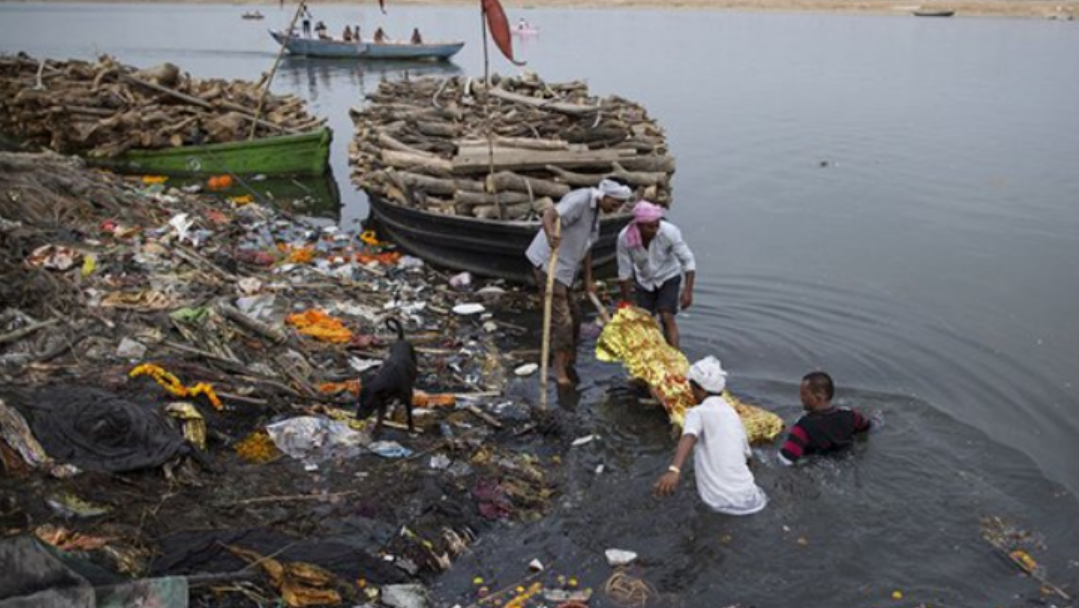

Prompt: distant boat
xmin=512 ymin=24 xmax=540 ymax=36
xmin=242 ymin=11 xmax=264 ymax=20
xmin=269 ymin=30 xmax=464 ymax=61
xmin=913 ymin=9 xmax=956 ymax=16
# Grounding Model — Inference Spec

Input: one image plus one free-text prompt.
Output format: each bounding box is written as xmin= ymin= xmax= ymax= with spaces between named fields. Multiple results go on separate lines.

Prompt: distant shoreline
xmin=4 ymin=0 xmax=1079 ymax=19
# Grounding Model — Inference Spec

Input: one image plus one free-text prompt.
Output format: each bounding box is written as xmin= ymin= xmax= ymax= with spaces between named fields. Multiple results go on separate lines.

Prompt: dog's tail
xmin=385 ymin=317 xmax=404 ymax=340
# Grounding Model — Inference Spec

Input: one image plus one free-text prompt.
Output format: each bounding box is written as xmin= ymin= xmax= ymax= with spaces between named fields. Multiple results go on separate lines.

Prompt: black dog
xmin=357 ymin=318 xmax=417 ymax=433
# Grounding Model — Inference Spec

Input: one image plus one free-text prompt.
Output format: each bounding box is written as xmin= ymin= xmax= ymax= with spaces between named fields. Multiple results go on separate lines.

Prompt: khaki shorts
xmin=534 ymin=269 xmax=581 ymax=353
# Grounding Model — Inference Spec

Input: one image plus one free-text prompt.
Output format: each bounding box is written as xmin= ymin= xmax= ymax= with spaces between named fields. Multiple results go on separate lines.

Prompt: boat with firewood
xmin=270 ymin=30 xmax=464 ymax=61
xmin=350 ymin=74 xmax=675 ymax=283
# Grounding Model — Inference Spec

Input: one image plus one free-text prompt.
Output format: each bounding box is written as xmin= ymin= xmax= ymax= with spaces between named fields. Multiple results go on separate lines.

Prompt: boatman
xmin=411 ymin=28 xmax=423 ymax=44
xmin=616 ymin=200 xmax=696 ymax=351
xmin=526 ymin=178 xmax=632 ymax=388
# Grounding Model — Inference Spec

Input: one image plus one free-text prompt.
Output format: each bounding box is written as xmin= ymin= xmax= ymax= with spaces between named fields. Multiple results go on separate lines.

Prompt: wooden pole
xmin=539 ymin=221 xmax=561 ymax=409
xmin=249 ymin=0 xmax=308 ymax=139
xmin=479 ymin=3 xmax=502 ymax=219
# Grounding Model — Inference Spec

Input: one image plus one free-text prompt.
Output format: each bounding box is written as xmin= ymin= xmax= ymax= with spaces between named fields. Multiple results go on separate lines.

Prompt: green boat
xmin=87 ymin=127 xmax=332 ymax=177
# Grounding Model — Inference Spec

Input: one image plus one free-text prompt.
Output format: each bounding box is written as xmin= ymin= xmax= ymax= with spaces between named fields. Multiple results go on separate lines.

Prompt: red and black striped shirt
xmin=780 ymin=407 xmax=872 ymax=463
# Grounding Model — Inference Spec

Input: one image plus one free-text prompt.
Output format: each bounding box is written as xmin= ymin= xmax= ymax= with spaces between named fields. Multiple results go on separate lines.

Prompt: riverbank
xmin=5 ymin=0 xmax=1079 ymax=19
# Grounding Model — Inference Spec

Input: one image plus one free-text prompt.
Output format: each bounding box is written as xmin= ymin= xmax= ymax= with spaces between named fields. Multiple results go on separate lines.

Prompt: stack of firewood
xmin=0 ymin=54 xmax=325 ymax=158
xmin=349 ymin=73 xmax=675 ymax=220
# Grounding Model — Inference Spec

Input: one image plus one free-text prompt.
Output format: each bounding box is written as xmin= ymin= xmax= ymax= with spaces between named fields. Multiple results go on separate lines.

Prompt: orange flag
xmin=482 ymin=0 xmax=525 ymax=66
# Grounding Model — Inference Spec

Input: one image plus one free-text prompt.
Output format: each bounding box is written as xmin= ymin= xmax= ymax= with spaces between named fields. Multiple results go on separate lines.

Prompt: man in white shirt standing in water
xmin=654 ymin=357 xmax=768 ymax=516
xmin=616 ymin=200 xmax=696 ymax=350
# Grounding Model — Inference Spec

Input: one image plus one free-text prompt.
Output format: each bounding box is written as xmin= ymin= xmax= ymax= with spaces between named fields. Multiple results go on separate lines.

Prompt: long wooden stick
xmin=539 ymin=222 xmax=562 ymax=409
xmin=249 ymin=0 xmax=308 ymax=139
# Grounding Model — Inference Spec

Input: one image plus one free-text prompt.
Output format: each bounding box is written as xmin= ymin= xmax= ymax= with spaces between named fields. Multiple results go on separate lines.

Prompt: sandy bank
xmin=6 ymin=0 xmax=1079 ymax=19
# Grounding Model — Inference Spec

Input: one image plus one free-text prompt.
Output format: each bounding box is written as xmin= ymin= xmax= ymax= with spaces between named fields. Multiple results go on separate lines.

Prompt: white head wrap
xmin=597 ymin=179 xmax=632 ymax=201
xmin=687 ymin=356 xmax=728 ymax=394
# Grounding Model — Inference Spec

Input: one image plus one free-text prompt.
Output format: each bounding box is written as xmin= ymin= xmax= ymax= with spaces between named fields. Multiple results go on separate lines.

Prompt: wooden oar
xmin=586 ymin=290 xmax=611 ymax=326
xmin=539 ymin=222 xmax=561 ymax=409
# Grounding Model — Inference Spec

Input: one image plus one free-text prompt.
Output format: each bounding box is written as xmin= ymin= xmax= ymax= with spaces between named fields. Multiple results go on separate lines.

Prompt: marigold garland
xmin=129 ymin=363 xmax=223 ymax=410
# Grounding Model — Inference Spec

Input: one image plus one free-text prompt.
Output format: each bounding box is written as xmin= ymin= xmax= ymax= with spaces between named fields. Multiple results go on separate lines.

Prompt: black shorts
xmin=635 ymin=275 xmax=681 ymax=315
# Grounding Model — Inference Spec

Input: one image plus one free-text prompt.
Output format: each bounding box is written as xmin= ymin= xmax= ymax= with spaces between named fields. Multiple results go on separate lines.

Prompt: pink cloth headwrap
xmin=624 ymin=200 xmax=665 ymax=249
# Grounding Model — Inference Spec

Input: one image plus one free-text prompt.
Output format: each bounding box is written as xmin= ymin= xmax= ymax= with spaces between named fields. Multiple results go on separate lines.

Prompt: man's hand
xmin=546 ymin=229 xmax=561 ymax=251
xmin=653 ymin=471 xmax=681 ymax=497
xmin=680 ymin=288 xmax=693 ymax=310
xmin=586 ymin=281 xmax=597 ymax=294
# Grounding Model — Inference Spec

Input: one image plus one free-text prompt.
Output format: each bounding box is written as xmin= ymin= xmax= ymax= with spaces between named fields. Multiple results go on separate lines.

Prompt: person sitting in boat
xmin=342 ymin=26 xmax=353 ymax=42
xmin=315 ymin=20 xmax=329 ymax=40
xmin=354 ymin=25 xmax=361 ymax=42
xmin=410 ymin=28 xmax=423 ymax=44
xmin=374 ymin=27 xmax=388 ymax=43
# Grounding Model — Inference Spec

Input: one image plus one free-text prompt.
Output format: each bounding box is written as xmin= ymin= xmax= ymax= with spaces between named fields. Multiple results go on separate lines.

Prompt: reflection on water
xmin=278 ymin=56 xmax=462 ymax=103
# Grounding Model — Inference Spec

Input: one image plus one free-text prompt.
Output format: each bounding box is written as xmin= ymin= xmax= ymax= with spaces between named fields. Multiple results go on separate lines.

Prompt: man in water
xmin=526 ymin=178 xmax=632 ymax=387
xmin=654 ymin=357 xmax=768 ymax=515
xmin=616 ymin=200 xmax=696 ymax=350
xmin=778 ymin=371 xmax=872 ymax=465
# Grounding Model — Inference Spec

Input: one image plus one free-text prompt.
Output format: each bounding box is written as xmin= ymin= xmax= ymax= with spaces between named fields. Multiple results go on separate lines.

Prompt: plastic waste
xmin=381 ymin=583 xmax=429 ymax=608
xmin=397 ymin=255 xmax=424 ymax=270
xmin=514 ymin=363 xmax=538 ymax=377
xmin=605 ymin=548 xmax=638 ymax=566
xmin=115 ymin=337 xmax=147 ymax=360
xmin=368 ymin=440 xmax=413 ymax=459
xmin=453 ymin=303 xmax=486 ymax=316
xmin=265 ymin=416 xmax=369 ymax=463
xmin=449 ymin=271 xmax=472 ymax=289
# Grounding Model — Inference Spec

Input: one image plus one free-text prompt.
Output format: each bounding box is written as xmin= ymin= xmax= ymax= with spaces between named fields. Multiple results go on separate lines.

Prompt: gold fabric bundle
xmin=596 ymin=306 xmax=784 ymax=443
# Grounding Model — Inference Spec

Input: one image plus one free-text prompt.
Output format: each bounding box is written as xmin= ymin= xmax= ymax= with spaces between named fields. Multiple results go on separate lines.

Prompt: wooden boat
xmin=86 ymin=127 xmax=332 ymax=177
xmin=270 ymin=30 xmax=464 ymax=61
xmin=367 ymin=195 xmax=633 ymax=284
xmin=913 ymin=9 xmax=956 ymax=16
xmin=242 ymin=11 xmax=265 ymax=20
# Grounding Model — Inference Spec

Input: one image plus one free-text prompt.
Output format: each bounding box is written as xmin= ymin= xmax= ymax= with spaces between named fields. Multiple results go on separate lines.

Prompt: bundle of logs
xmin=349 ymin=73 xmax=675 ymax=221
xmin=0 ymin=53 xmax=325 ymax=158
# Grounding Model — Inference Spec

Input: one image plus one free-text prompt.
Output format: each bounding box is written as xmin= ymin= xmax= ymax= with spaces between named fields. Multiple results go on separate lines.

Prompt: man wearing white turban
xmin=526 ymin=178 xmax=632 ymax=387
xmin=654 ymin=356 xmax=768 ymax=515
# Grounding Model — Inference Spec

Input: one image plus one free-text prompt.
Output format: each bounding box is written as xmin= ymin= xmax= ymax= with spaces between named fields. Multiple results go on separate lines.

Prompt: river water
xmin=2 ymin=3 xmax=1078 ymax=605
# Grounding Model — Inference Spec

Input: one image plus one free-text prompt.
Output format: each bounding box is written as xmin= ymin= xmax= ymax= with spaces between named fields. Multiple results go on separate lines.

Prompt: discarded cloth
xmin=596 ymin=306 xmax=784 ymax=442
xmin=8 ymin=386 xmax=188 ymax=473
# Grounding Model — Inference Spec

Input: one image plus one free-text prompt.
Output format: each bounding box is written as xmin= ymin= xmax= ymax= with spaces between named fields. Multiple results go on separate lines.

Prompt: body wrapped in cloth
xmin=596 ymin=306 xmax=784 ymax=443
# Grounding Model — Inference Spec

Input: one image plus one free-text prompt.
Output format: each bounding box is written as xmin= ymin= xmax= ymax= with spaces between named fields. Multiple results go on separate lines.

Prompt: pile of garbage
xmin=0 ymin=53 xmax=325 ymax=157
xmin=0 ymin=149 xmax=571 ymax=607
xmin=349 ymin=72 xmax=675 ymax=220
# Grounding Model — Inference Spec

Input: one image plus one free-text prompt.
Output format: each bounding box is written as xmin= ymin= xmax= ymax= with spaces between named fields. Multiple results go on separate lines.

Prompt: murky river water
xmin=3 ymin=3 xmax=1079 ymax=605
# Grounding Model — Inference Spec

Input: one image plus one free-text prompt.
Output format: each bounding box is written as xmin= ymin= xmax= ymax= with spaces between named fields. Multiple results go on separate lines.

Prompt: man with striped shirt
xmin=779 ymin=371 xmax=872 ymax=465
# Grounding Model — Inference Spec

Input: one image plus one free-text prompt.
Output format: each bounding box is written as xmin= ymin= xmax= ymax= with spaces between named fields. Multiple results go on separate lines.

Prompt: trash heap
xmin=349 ymin=73 xmax=675 ymax=220
xmin=0 ymin=53 xmax=325 ymax=157
xmin=0 ymin=149 xmax=570 ymax=608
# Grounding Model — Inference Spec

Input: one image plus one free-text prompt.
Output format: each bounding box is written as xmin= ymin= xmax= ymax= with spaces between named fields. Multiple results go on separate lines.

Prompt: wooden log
xmin=617 ymin=155 xmax=677 ymax=173
xmin=455 ymin=136 xmax=577 ymax=152
xmin=489 ymin=171 xmax=570 ymax=199
xmin=452 ymin=148 xmax=635 ymax=174
xmin=394 ymin=171 xmax=485 ymax=196
xmin=377 ymin=130 xmax=442 ymax=159
xmin=414 ymin=120 xmax=462 ymax=138
xmin=474 ymin=202 xmax=531 ymax=220
xmin=489 ymin=87 xmax=599 ymax=116
xmin=454 ymin=190 xmax=533 ymax=207
xmin=381 ymin=149 xmax=453 ymax=173
xmin=545 ymin=162 xmax=669 ymax=188
xmin=218 ymin=302 xmax=287 ymax=344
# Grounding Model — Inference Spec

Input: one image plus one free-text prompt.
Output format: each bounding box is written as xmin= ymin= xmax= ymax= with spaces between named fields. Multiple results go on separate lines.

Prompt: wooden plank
xmin=452 ymin=148 xmax=636 ymax=174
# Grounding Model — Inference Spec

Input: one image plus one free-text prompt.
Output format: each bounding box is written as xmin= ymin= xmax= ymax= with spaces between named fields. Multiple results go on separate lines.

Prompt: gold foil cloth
xmin=596 ymin=306 xmax=784 ymax=443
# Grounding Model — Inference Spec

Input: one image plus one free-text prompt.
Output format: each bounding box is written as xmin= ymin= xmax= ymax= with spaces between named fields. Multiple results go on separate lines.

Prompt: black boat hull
xmin=368 ymin=196 xmax=632 ymax=284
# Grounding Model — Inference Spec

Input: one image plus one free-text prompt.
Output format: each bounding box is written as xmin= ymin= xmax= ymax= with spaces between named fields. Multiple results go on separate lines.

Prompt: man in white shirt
xmin=526 ymin=179 xmax=632 ymax=387
xmin=653 ymin=357 xmax=768 ymax=516
xmin=616 ymin=200 xmax=696 ymax=350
